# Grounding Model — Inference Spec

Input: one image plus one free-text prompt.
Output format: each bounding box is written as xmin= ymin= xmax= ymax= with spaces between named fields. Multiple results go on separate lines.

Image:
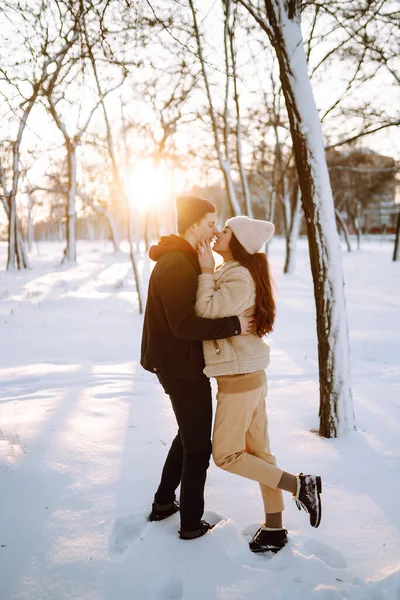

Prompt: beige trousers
xmin=212 ymin=371 xmax=284 ymax=514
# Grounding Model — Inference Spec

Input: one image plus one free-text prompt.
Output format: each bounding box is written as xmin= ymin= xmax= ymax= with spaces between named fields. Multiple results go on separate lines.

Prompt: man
xmin=141 ymin=196 xmax=254 ymax=540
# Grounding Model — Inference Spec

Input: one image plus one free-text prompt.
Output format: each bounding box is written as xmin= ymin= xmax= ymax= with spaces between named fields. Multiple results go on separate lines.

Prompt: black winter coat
xmin=140 ymin=236 xmax=241 ymax=379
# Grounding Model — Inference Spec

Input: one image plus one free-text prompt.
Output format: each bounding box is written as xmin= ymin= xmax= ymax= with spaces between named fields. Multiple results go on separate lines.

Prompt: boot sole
xmin=179 ymin=524 xmax=215 ymax=540
xmin=314 ymin=476 xmax=322 ymax=528
xmin=296 ymin=476 xmax=322 ymax=528
xmin=249 ymin=544 xmax=285 ymax=554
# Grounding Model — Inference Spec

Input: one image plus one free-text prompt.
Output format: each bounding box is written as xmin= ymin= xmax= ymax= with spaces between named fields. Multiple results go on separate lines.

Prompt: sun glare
xmin=127 ymin=159 xmax=171 ymax=213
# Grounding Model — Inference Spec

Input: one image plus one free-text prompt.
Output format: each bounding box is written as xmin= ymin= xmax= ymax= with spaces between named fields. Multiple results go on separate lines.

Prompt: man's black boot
xmin=179 ymin=520 xmax=214 ymax=540
xmin=148 ymin=500 xmax=180 ymax=522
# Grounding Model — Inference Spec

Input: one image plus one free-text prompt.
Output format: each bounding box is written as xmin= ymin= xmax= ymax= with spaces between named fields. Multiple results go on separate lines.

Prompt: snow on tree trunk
xmin=62 ymin=143 xmax=77 ymax=263
xmin=240 ymin=0 xmax=355 ymax=437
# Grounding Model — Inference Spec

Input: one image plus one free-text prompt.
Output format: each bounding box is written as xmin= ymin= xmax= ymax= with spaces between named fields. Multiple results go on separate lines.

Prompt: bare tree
xmin=41 ymin=32 xmax=118 ymax=263
xmin=188 ymin=0 xmax=242 ymax=216
xmin=309 ymin=1 xmax=400 ymax=150
xmin=27 ymin=183 xmax=121 ymax=252
xmin=81 ymin=9 xmax=143 ymax=313
xmin=121 ymin=62 xmax=197 ymax=246
xmin=239 ymin=0 xmax=355 ymax=437
xmin=0 ymin=1 xmax=78 ymax=269
xmin=328 ymin=149 xmax=397 ymax=251
xmin=226 ymin=0 xmax=254 ymax=216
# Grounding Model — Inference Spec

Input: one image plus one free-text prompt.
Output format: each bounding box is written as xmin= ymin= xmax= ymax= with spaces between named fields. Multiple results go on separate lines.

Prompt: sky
xmin=0 ymin=0 xmax=398 ymax=228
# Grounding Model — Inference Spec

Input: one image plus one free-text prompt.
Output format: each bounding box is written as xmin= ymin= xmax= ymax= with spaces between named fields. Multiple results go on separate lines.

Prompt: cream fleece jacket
xmin=195 ymin=260 xmax=270 ymax=377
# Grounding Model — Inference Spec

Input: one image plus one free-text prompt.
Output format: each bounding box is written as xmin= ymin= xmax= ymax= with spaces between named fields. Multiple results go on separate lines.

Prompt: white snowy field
xmin=0 ymin=237 xmax=399 ymax=600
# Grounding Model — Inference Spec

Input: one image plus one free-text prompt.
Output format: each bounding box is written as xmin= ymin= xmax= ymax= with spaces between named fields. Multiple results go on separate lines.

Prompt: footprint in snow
xmin=203 ymin=510 xmax=226 ymax=527
xmin=155 ymin=576 xmax=183 ymax=600
xmin=227 ymin=523 xmax=289 ymax=569
xmin=108 ymin=513 xmax=147 ymax=557
xmin=301 ymin=539 xmax=347 ymax=569
xmin=241 ymin=522 xmax=260 ymax=540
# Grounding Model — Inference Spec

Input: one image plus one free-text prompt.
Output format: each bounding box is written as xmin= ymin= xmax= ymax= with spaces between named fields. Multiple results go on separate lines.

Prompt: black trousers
xmin=155 ymin=374 xmax=212 ymax=531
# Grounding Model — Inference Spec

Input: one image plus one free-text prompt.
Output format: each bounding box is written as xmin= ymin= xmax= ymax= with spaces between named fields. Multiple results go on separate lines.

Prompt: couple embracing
xmin=140 ymin=196 xmax=322 ymax=554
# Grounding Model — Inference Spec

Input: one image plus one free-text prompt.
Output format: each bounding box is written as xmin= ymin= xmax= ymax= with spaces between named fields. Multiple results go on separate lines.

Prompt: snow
xmin=0 ymin=238 xmax=399 ymax=600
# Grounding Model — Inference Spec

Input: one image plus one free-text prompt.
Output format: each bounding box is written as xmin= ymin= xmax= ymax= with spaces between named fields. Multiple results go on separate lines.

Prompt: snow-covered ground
xmin=0 ymin=237 xmax=399 ymax=600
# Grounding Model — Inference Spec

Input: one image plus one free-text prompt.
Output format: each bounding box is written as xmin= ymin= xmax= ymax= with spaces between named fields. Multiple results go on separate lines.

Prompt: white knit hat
xmin=226 ymin=216 xmax=274 ymax=254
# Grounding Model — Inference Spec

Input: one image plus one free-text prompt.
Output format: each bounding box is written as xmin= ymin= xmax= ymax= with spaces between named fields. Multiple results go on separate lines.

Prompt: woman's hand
xmin=197 ymin=238 xmax=215 ymax=273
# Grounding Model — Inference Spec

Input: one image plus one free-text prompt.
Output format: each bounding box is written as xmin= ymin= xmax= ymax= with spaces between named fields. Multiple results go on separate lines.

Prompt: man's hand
xmin=239 ymin=311 xmax=256 ymax=336
xmin=197 ymin=237 xmax=215 ymax=273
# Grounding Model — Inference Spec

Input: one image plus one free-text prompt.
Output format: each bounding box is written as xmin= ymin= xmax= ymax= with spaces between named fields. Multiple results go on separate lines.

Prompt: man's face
xmin=192 ymin=212 xmax=219 ymax=243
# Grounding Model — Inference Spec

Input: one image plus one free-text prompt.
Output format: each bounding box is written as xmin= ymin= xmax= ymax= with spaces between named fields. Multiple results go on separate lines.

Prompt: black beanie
xmin=176 ymin=196 xmax=216 ymax=234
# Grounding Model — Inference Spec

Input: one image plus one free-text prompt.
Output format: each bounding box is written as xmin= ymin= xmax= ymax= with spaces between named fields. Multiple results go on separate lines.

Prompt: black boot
xmin=179 ymin=520 xmax=214 ymax=540
xmin=148 ymin=500 xmax=180 ymax=522
xmin=249 ymin=527 xmax=288 ymax=553
xmin=294 ymin=473 xmax=322 ymax=528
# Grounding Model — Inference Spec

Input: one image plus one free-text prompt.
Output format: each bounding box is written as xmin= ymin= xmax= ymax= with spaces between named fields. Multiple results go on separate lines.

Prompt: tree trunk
xmin=241 ymin=0 xmax=355 ymax=437
xmin=4 ymin=102 xmax=34 ymax=270
xmin=221 ymin=164 xmax=241 ymax=217
xmin=127 ymin=206 xmax=143 ymax=314
xmin=236 ymin=114 xmax=252 ymax=217
xmin=227 ymin=2 xmax=253 ymax=217
xmin=62 ymin=143 xmax=77 ymax=263
xmin=393 ymin=206 xmax=400 ymax=262
xmin=281 ymin=175 xmax=291 ymax=238
xmin=284 ymin=185 xmax=302 ymax=274
xmin=335 ymin=209 xmax=352 ymax=252
xmin=85 ymin=36 xmax=143 ymax=313
xmin=348 ymin=201 xmax=362 ymax=250
xmin=78 ymin=190 xmax=121 ymax=252
xmin=7 ymin=193 xmax=17 ymax=270
xmin=57 ymin=197 xmax=64 ymax=242
xmin=27 ymin=191 xmax=34 ymax=252
xmin=143 ymin=212 xmax=150 ymax=253
xmin=6 ymin=196 xmax=29 ymax=270
xmin=354 ymin=201 xmax=362 ymax=250
xmin=17 ymin=220 xmax=29 ymax=268
xmin=107 ymin=213 xmax=121 ymax=252
xmin=189 ymin=0 xmax=241 ymax=217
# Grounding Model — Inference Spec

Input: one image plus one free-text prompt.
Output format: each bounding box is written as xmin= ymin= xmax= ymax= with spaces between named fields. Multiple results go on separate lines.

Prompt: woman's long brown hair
xmin=230 ymin=233 xmax=276 ymax=337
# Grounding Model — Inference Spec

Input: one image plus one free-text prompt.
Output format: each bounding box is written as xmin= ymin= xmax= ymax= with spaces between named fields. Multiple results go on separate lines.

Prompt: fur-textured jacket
xmin=195 ymin=260 xmax=270 ymax=377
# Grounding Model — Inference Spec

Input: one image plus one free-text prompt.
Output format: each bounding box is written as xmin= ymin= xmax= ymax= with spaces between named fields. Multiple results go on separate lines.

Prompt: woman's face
xmin=212 ymin=225 xmax=232 ymax=253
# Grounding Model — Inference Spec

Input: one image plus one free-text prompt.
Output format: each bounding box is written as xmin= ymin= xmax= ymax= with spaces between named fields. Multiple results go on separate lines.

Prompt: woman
xmin=195 ymin=216 xmax=322 ymax=554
